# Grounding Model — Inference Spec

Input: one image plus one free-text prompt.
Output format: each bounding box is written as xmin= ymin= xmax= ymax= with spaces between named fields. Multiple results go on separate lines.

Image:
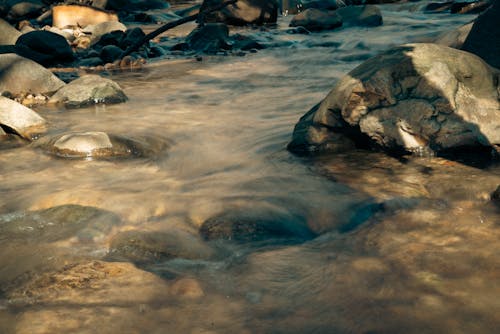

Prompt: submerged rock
xmin=0 ymin=96 xmax=46 ymax=140
xmin=200 ymin=0 xmax=279 ymax=26
xmin=48 ymin=74 xmax=127 ymax=108
xmin=0 ymin=54 xmax=65 ymax=95
xmin=289 ymin=8 xmax=342 ymax=32
xmin=462 ymin=0 xmax=499 ymax=69
xmin=200 ymin=209 xmax=315 ymax=243
xmin=107 ymin=229 xmax=214 ymax=264
xmin=0 ymin=205 xmax=120 ymax=243
xmin=36 ymin=131 xmax=170 ymax=160
xmin=288 ymin=43 xmax=500 ymax=157
xmin=336 ymin=5 xmax=383 ymax=27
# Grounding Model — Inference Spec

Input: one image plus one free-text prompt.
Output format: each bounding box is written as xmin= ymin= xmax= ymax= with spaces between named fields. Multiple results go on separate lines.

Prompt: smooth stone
xmin=462 ymin=0 xmax=500 ymax=68
xmin=0 ymin=204 xmax=120 ymax=243
xmin=8 ymin=0 xmax=44 ymax=18
xmin=107 ymin=229 xmax=214 ymax=264
xmin=336 ymin=5 xmax=383 ymax=27
xmin=44 ymin=26 xmax=75 ymax=42
xmin=435 ymin=22 xmax=473 ymax=49
xmin=37 ymin=131 xmax=170 ymax=159
xmin=200 ymin=0 xmax=278 ymax=26
xmin=0 ymin=18 xmax=21 ymax=45
xmin=99 ymin=44 xmax=123 ymax=63
xmin=48 ymin=74 xmax=127 ymax=108
xmin=82 ymin=21 xmax=127 ymax=43
xmin=199 ymin=209 xmax=316 ymax=243
xmin=15 ymin=30 xmax=74 ymax=66
xmin=289 ymin=8 xmax=342 ymax=32
xmin=52 ymin=4 xmax=119 ymax=29
xmin=288 ymin=43 xmax=500 ymax=156
xmin=186 ymin=23 xmax=230 ymax=54
xmin=0 ymin=96 xmax=46 ymax=140
xmin=92 ymin=30 xmax=125 ymax=48
xmin=119 ymin=27 xmax=145 ymax=50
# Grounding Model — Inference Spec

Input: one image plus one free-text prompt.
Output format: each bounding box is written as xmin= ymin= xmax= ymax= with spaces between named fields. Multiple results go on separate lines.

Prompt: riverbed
xmin=1 ymin=2 xmax=499 ymax=333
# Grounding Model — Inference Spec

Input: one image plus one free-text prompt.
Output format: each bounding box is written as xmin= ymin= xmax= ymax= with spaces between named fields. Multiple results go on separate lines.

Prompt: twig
xmin=120 ymin=0 xmax=237 ymax=58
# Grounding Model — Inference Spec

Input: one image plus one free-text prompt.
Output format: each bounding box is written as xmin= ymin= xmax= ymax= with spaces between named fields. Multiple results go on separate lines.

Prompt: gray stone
xmin=82 ymin=21 xmax=127 ymax=44
xmin=288 ymin=43 xmax=500 ymax=156
xmin=435 ymin=22 xmax=473 ymax=49
xmin=49 ymin=74 xmax=127 ymax=108
xmin=289 ymin=8 xmax=342 ymax=32
xmin=0 ymin=96 xmax=46 ymax=140
xmin=200 ymin=0 xmax=279 ymax=26
xmin=0 ymin=18 xmax=21 ymax=45
xmin=336 ymin=5 xmax=383 ymax=27
xmin=0 ymin=54 xmax=65 ymax=95
xmin=8 ymin=0 xmax=44 ymax=18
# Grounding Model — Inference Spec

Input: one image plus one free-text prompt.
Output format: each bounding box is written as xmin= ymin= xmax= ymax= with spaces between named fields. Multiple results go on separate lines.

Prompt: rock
xmin=231 ymin=34 xmax=264 ymax=50
xmin=0 ymin=205 xmax=120 ymax=243
xmin=200 ymin=0 xmax=279 ymax=26
xmin=0 ymin=54 xmax=65 ymax=95
xmin=48 ymin=75 xmax=127 ymax=108
xmin=462 ymin=0 xmax=499 ymax=69
xmin=492 ymin=185 xmax=500 ymax=206
xmin=78 ymin=57 xmax=104 ymax=67
xmin=170 ymin=278 xmax=204 ymax=298
xmin=435 ymin=22 xmax=473 ymax=49
xmin=450 ymin=0 xmax=492 ymax=14
xmin=107 ymin=229 xmax=214 ymax=264
xmin=289 ymin=8 xmax=342 ymax=32
xmin=186 ymin=23 xmax=230 ymax=53
xmin=0 ymin=18 xmax=21 ymax=45
xmin=119 ymin=27 xmax=145 ymax=50
xmin=0 ymin=96 xmax=46 ymax=140
xmin=82 ymin=21 xmax=127 ymax=44
xmin=106 ymin=0 xmax=169 ymax=11
xmin=288 ymin=43 xmax=500 ymax=156
xmin=8 ymin=0 xmax=44 ymax=19
xmin=336 ymin=5 xmax=383 ymax=27
xmin=99 ymin=44 xmax=123 ymax=63
xmin=175 ymin=3 xmax=201 ymax=17
xmin=36 ymin=131 xmax=170 ymax=159
xmin=43 ymin=26 xmax=75 ymax=42
xmin=92 ymin=30 xmax=125 ymax=48
xmin=52 ymin=4 xmax=119 ymax=29
xmin=199 ymin=209 xmax=315 ymax=243
xmin=298 ymin=0 xmax=339 ymax=11
xmin=424 ymin=1 xmax=454 ymax=13
xmin=15 ymin=30 xmax=74 ymax=66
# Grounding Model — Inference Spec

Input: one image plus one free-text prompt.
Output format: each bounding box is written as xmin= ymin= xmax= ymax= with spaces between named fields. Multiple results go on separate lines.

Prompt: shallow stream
xmin=1 ymin=2 xmax=499 ymax=333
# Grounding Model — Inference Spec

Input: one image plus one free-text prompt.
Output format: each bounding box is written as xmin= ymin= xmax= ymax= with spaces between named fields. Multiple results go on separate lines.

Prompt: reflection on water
xmin=1 ymin=2 xmax=499 ymax=333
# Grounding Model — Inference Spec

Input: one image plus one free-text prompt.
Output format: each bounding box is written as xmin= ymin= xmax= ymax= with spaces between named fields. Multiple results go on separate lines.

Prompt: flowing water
xmin=1 ymin=2 xmax=500 ymax=333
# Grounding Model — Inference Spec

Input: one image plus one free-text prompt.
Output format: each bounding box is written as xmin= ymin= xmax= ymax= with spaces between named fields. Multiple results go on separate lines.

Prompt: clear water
xmin=1 ymin=3 xmax=499 ymax=333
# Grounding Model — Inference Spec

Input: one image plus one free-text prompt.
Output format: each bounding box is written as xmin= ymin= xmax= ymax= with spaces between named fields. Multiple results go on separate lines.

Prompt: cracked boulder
xmin=288 ymin=43 xmax=500 ymax=156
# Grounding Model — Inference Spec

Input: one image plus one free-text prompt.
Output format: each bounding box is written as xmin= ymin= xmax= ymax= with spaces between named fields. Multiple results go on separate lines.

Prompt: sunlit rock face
xmin=0 ymin=96 xmax=46 ymax=140
xmin=288 ymin=43 xmax=500 ymax=156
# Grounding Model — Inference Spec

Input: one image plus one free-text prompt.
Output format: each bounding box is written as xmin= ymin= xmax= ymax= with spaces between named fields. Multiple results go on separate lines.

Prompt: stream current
xmin=1 ymin=2 xmax=499 ymax=333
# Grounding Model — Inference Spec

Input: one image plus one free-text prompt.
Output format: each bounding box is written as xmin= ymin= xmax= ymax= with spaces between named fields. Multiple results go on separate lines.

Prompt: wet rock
xmin=48 ymin=74 xmax=127 ymax=108
xmin=462 ymin=0 xmax=499 ymax=69
xmin=450 ymin=0 xmax=492 ymax=14
xmin=52 ymin=4 xmax=119 ymax=29
xmin=78 ymin=56 xmax=104 ymax=67
xmin=289 ymin=8 xmax=342 ymax=32
xmin=0 ymin=18 xmax=21 ymax=45
xmin=92 ymin=30 xmax=125 ymax=48
xmin=0 ymin=54 xmax=65 ymax=95
xmin=200 ymin=209 xmax=315 ymax=243
xmin=36 ymin=131 xmax=170 ymax=159
xmin=119 ymin=27 xmax=145 ymax=50
xmin=231 ymin=34 xmax=264 ymax=51
xmin=0 ymin=205 xmax=120 ymax=243
xmin=82 ymin=21 xmax=127 ymax=44
xmin=0 ymin=96 xmax=46 ymax=140
xmin=336 ymin=5 xmax=383 ymax=27
xmin=15 ymin=30 xmax=74 ymax=66
xmin=435 ymin=22 xmax=473 ymax=49
xmin=8 ymin=0 xmax=44 ymax=19
xmin=107 ymin=229 xmax=213 ymax=264
xmin=200 ymin=0 xmax=279 ymax=26
xmin=492 ymin=185 xmax=500 ymax=206
xmin=99 ymin=44 xmax=123 ymax=63
xmin=288 ymin=43 xmax=500 ymax=156
xmin=186 ymin=23 xmax=230 ymax=53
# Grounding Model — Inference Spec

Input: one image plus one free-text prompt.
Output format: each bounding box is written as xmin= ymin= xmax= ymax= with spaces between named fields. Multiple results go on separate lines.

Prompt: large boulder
xmin=289 ymin=8 xmax=342 ymax=32
xmin=48 ymin=74 xmax=127 ymax=108
xmin=462 ymin=0 xmax=499 ymax=69
xmin=288 ymin=43 xmax=500 ymax=156
xmin=0 ymin=96 xmax=46 ymax=140
xmin=0 ymin=54 xmax=65 ymax=95
xmin=0 ymin=18 xmax=21 ymax=45
xmin=200 ymin=0 xmax=279 ymax=26
xmin=15 ymin=30 xmax=74 ymax=66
